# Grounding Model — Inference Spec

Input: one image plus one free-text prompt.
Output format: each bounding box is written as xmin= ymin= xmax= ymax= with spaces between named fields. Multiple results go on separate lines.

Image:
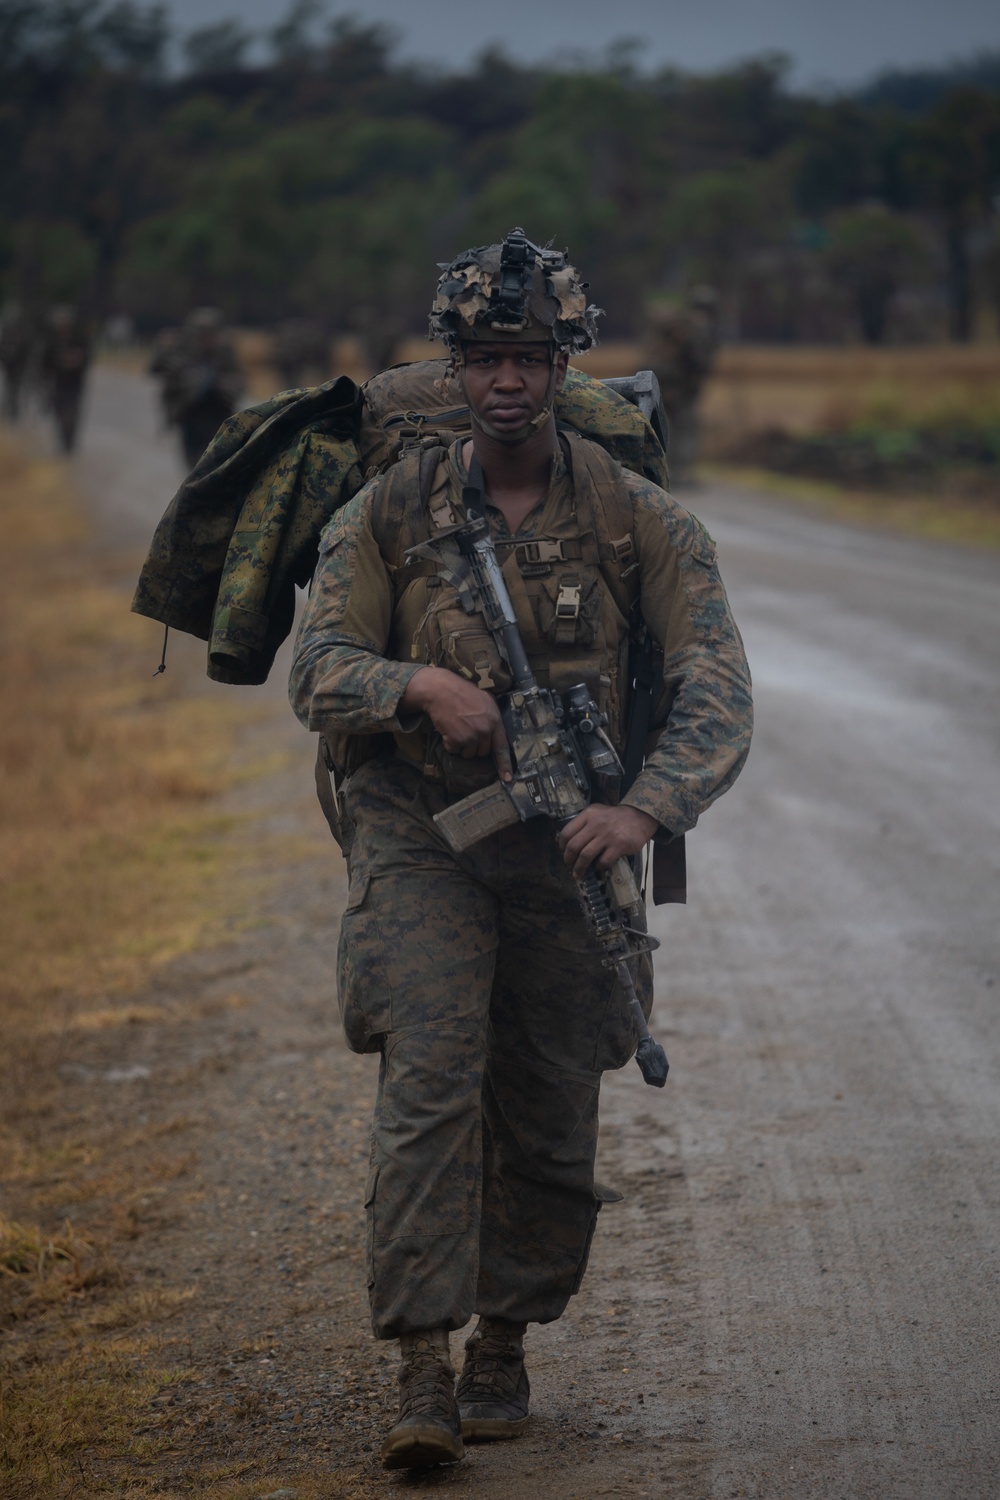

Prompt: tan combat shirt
xmin=289 ymin=442 xmax=752 ymax=837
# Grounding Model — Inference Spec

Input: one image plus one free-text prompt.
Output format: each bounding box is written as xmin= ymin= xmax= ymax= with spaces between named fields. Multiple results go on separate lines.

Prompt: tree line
xmin=3 ymin=0 xmax=1000 ymax=345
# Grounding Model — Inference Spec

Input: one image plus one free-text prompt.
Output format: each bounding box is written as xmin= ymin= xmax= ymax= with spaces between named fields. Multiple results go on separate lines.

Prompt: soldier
xmin=289 ymin=231 xmax=752 ymax=1470
xmin=147 ymin=326 xmax=179 ymax=429
xmin=150 ymin=307 xmax=244 ymax=469
xmin=353 ymin=303 xmax=404 ymax=374
xmin=642 ymin=285 xmax=719 ymax=484
xmin=40 ymin=304 xmax=92 ymax=453
xmin=270 ymin=316 xmax=330 ymax=391
xmin=0 ymin=301 xmax=33 ymax=420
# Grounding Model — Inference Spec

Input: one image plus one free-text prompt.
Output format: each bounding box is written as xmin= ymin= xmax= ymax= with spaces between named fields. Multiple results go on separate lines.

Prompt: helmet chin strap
xmin=461 ymin=349 xmax=561 ymax=447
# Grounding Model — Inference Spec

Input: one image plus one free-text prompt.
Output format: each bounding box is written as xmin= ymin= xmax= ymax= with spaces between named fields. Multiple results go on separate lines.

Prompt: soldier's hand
xmin=401 ymin=666 xmax=513 ymax=781
xmin=557 ymin=805 xmax=658 ymax=876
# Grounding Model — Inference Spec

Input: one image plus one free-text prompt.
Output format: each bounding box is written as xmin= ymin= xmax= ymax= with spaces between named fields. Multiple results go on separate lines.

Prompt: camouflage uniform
xmin=290 ymin=435 xmax=752 ymax=1337
xmin=270 ymin=317 xmax=330 ymax=391
xmin=150 ymin=309 xmax=244 ymax=469
xmin=0 ymin=303 xmax=32 ymax=420
xmin=40 ymin=305 xmax=91 ymax=453
xmin=642 ymin=289 xmax=719 ymax=484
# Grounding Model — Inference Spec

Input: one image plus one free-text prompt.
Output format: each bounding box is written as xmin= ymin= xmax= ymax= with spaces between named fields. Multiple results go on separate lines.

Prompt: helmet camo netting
xmin=429 ymin=228 xmax=601 ymax=353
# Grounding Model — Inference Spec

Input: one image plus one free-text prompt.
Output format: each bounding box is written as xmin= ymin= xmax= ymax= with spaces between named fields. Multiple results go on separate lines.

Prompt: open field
xmin=698 ymin=343 xmax=1000 ymax=437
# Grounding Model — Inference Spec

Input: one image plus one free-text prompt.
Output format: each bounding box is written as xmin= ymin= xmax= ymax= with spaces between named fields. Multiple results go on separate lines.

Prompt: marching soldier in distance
xmin=150 ymin=307 xmax=244 ymax=469
xmin=0 ymin=301 xmax=33 ymax=421
xmin=642 ymin=285 xmax=720 ymax=484
xmin=40 ymin=304 xmax=92 ymax=454
xmin=270 ymin=316 xmax=331 ymax=391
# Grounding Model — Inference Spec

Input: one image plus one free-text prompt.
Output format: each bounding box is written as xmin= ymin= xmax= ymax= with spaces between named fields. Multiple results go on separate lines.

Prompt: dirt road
xmin=57 ymin=366 xmax=1000 ymax=1497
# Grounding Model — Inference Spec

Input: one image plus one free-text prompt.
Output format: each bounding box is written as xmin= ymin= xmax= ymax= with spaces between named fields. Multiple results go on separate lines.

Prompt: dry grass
xmin=0 ymin=1216 xmax=89 ymax=1280
xmin=696 ymin=345 xmax=1000 ymax=548
xmin=703 ymin=462 xmax=1000 ymax=550
xmin=0 ymin=1208 xmax=162 ymax=1500
xmin=0 ymin=433 xmax=281 ymax=1498
xmin=0 ymin=1347 xmax=167 ymax=1500
xmin=700 ymin=342 xmax=1000 ymax=439
xmin=0 ymin=438 xmax=263 ymax=1048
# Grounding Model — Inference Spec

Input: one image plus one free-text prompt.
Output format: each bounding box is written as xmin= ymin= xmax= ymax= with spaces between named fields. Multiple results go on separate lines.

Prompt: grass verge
xmin=702 ymin=462 xmax=1000 ymax=550
xmin=0 ymin=444 xmax=264 ymax=1035
xmin=0 ymin=432 xmax=282 ymax=1497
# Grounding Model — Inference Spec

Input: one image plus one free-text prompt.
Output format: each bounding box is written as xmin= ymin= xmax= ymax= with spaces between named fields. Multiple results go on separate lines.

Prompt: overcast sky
xmin=159 ymin=0 xmax=1000 ymax=89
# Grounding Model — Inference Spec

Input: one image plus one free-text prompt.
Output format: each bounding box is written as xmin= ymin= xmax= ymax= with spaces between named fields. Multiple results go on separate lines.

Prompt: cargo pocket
xmin=336 ymin=872 xmax=391 ymax=1053
xmin=425 ymin=599 xmax=512 ymax=692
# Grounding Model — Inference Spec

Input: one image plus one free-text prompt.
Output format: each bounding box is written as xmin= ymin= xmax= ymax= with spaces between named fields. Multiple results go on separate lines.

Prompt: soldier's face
xmin=458 ymin=342 xmax=568 ymax=437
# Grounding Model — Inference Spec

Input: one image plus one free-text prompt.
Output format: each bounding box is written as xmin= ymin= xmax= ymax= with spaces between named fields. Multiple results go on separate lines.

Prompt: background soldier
xmin=290 ymin=232 xmax=752 ymax=1471
xmin=40 ymin=304 xmax=92 ymax=453
xmin=150 ymin=307 xmax=244 ymax=469
xmin=0 ymin=301 xmax=33 ymax=421
xmin=270 ymin=316 xmax=330 ymax=391
xmin=642 ymin=284 xmax=720 ymax=484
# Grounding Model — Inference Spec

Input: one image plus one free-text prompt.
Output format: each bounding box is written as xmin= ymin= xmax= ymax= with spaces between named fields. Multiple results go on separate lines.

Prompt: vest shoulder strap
xmin=559 ymin=431 xmax=640 ymax=621
xmin=369 ymin=442 xmax=448 ymax=565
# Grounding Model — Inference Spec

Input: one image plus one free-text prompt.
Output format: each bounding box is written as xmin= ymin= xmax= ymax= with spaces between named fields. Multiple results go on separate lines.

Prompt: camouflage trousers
xmin=336 ymin=754 xmax=652 ymax=1339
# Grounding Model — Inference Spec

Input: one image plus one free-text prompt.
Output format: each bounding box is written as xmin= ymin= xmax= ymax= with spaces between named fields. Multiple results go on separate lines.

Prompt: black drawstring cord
xmin=152 ymin=624 xmax=169 ymax=676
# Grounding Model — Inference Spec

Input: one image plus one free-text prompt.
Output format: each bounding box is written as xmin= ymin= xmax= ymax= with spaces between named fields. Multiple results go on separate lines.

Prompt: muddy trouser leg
xmin=475 ymin=820 xmax=648 ymax=1324
xmin=337 ymin=763 xmax=500 ymax=1340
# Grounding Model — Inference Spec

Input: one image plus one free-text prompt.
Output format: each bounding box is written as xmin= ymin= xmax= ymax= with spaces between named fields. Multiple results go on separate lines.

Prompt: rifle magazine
xmin=433 ymin=780 xmax=521 ymax=853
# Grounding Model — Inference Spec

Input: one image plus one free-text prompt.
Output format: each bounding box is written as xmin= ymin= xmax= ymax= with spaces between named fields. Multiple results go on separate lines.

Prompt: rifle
xmin=408 ymin=459 xmax=669 ymax=1088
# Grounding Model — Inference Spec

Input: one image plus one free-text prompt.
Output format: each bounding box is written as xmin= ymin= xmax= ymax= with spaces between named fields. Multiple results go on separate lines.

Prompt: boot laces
xmin=460 ymin=1329 xmax=524 ymax=1401
xmin=399 ymin=1350 xmax=455 ymax=1419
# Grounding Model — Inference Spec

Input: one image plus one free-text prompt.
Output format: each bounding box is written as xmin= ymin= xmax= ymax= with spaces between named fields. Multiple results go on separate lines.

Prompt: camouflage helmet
xmin=429 ymin=228 xmax=600 ymax=353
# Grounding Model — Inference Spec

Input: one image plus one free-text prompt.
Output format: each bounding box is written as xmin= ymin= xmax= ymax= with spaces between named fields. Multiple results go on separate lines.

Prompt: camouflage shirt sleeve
xmin=620 ymin=470 xmax=753 ymax=835
xmin=288 ymin=478 xmax=423 ymax=733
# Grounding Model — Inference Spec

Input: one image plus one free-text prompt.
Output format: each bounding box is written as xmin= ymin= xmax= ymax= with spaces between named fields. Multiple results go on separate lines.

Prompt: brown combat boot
xmin=456 ymin=1316 xmax=530 ymax=1440
xmin=381 ymin=1328 xmax=465 ymax=1470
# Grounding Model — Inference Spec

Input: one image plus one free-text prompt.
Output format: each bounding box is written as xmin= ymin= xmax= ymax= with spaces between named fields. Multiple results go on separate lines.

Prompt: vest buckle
xmin=520 ymin=538 xmax=565 ymax=565
xmin=555 ymin=581 xmax=582 ymax=619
